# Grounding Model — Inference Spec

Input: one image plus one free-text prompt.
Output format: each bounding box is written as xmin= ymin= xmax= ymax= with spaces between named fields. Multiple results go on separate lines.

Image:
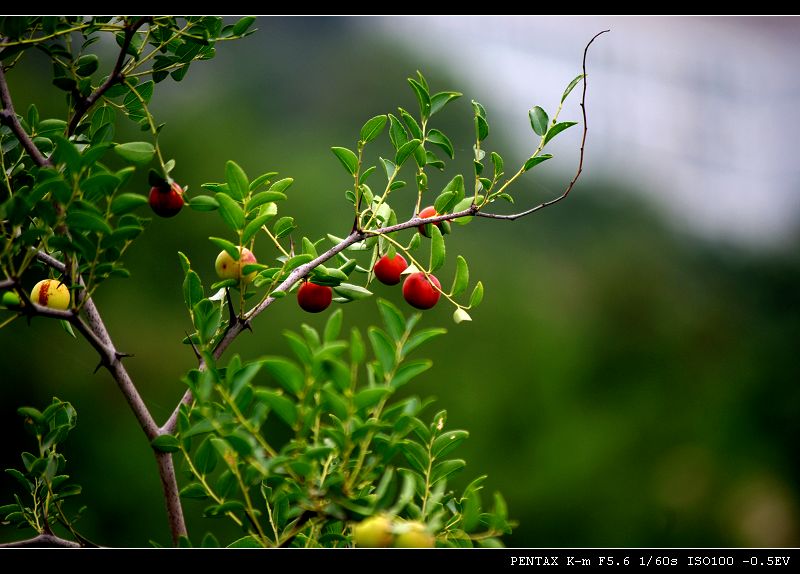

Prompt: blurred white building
xmin=374 ymin=17 xmax=800 ymax=248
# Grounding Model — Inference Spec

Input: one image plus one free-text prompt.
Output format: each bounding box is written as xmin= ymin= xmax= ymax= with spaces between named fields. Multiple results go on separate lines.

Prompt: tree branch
xmin=0 ymin=533 xmax=82 ymax=548
xmin=66 ymin=17 xmax=150 ymax=136
xmin=476 ymin=29 xmax=609 ymax=221
xmin=0 ymin=64 xmax=51 ymax=167
xmin=35 ymin=252 xmax=187 ymax=544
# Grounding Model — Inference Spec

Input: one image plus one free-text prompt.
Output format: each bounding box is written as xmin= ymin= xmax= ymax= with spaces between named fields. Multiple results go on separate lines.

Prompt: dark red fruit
xmin=373 ymin=254 xmax=409 ymax=286
xmin=417 ymin=206 xmax=440 ymax=237
xmin=402 ymin=272 xmax=441 ymax=310
xmin=297 ymin=281 xmax=333 ymax=313
xmin=148 ymin=182 xmax=184 ymax=217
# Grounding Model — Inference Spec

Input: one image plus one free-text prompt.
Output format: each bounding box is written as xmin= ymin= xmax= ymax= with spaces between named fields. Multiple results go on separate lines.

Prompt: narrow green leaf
xmin=261 ymin=357 xmax=303 ymax=395
xmin=431 ymin=459 xmax=466 ymax=485
xmin=268 ymin=178 xmax=293 ymax=193
xmin=432 ymin=430 xmax=469 ymax=459
xmin=331 ymin=146 xmax=358 ymax=176
xmin=114 ymin=141 xmax=154 ymax=165
xmin=323 ymin=308 xmax=343 ymax=342
xmin=377 ymin=299 xmax=405 ymax=342
xmin=183 ymin=270 xmax=203 ymax=309
xmin=180 ymin=483 xmax=209 ymax=499
xmin=110 ymin=193 xmax=147 ymax=215
xmin=273 ymin=216 xmax=296 ymax=239
xmin=151 ymin=434 xmax=180 ymax=453
xmin=188 ymin=195 xmax=219 ymax=211
xmin=402 ymin=328 xmax=446 ymax=357
xmin=354 ymin=387 xmax=392 ymax=411
xmin=232 ymin=16 xmax=256 ymax=35
xmin=215 ymin=193 xmax=245 ymax=230
xmin=333 ymin=283 xmax=373 ymax=301
xmin=208 ymin=237 xmax=239 ymax=259
xmin=391 ymin=359 xmax=432 ymax=388
xmin=528 ymin=106 xmax=549 ymax=136
xmin=430 ymin=91 xmax=462 ymax=116
xmin=407 ymin=78 xmax=431 ymax=118
xmin=247 ymin=191 xmax=286 ymax=211
xmin=543 ymin=121 xmax=578 ymax=145
xmin=242 ymin=208 xmax=277 ymax=243
xmin=469 ymin=281 xmax=484 ymax=308
xmin=388 ymin=114 xmax=408 ymax=150
xmin=427 ymin=129 xmax=454 ymax=159
xmin=523 ymin=154 xmax=553 ymax=172
xmin=360 ymin=114 xmax=388 ymax=143
xmin=430 ymin=224 xmax=445 ymax=272
xmin=225 ymin=160 xmax=249 ymax=200
xmin=395 ymin=139 xmax=421 ymax=166
xmin=561 ymin=74 xmax=585 ymax=103
xmin=66 ymin=211 xmax=112 ymax=235
xmin=255 ymin=390 xmax=297 ymax=426
xmin=368 ymin=327 xmax=395 ymax=373
xmin=451 ymin=256 xmax=469 ymax=296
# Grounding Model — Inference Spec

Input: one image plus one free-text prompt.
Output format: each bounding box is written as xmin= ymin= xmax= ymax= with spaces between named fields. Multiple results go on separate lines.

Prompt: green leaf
xmin=430 ymin=225 xmax=445 ymax=272
xmin=151 ymin=434 xmax=180 ymax=453
xmin=75 ymin=54 xmax=99 ymax=77
xmin=183 ymin=270 xmax=203 ymax=309
xmin=195 ymin=436 xmax=218 ymax=474
xmin=242 ymin=209 xmax=277 ymax=243
xmin=391 ymin=359 xmax=432 ymax=388
xmin=246 ymin=191 xmax=285 ymax=213
xmin=81 ymin=173 xmax=120 ymax=198
xmin=249 ymin=171 xmax=278 ymax=190
xmin=431 ymin=459 xmax=466 ymax=485
xmin=360 ymin=114 xmax=388 ymax=143
xmin=354 ymin=387 xmax=392 ymax=411
xmin=432 ymin=430 xmax=469 ymax=459
xmin=269 ymin=178 xmax=294 ymax=193
xmin=388 ymin=114 xmax=408 ymax=150
xmin=453 ymin=308 xmax=472 ymax=324
xmin=475 ymin=116 xmax=489 ymax=142
xmin=187 ymin=195 xmax=219 ymax=211
xmin=395 ymin=139 xmax=421 ymax=166
xmin=215 ymin=193 xmax=245 ymax=231
xmin=323 ymin=308 xmax=343 ymax=342
xmin=114 ymin=141 xmax=155 ymax=164
xmin=225 ymin=160 xmax=249 ymax=201
xmin=350 ymin=327 xmax=365 ymax=365
xmin=368 ymin=327 xmax=395 ymax=373
xmin=407 ymin=77 xmax=431 ymax=118
xmin=261 ymin=357 xmax=303 ymax=395
xmin=561 ymin=74 xmax=585 ymax=103
xmin=180 ymin=483 xmax=209 ymax=499
xmin=543 ymin=121 xmax=578 ymax=145
xmin=430 ymin=91 xmax=462 ymax=116
xmin=399 ymin=108 xmax=423 ymax=140
xmin=333 ymin=283 xmax=373 ymax=301
xmin=227 ymin=535 xmax=262 ymax=548
xmin=208 ymin=237 xmax=239 ymax=259
xmin=66 ymin=211 xmax=112 ymax=235
xmin=427 ymin=129 xmax=454 ymax=159
xmin=232 ymin=16 xmax=256 ymax=35
xmin=273 ymin=216 xmax=296 ymax=239
xmin=110 ymin=193 xmax=147 ymax=215
xmin=255 ymin=390 xmax=297 ymax=426
xmin=528 ymin=106 xmax=549 ymax=136
xmin=331 ymin=146 xmax=358 ymax=176
xmin=402 ymin=328 xmax=446 ymax=357
xmin=523 ymin=154 xmax=553 ymax=172
xmin=451 ymin=256 xmax=469 ymax=296
xmin=469 ymin=281 xmax=484 ymax=308
xmin=377 ymin=299 xmax=405 ymax=342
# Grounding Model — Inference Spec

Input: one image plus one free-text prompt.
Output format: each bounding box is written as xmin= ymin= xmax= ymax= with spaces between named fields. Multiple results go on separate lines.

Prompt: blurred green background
xmin=1 ymin=17 xmax=799 ymax=547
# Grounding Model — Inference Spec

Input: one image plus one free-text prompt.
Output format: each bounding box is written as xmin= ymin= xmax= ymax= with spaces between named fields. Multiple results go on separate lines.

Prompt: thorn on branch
xmin=185 ymin=330 xmax=202 ymax=362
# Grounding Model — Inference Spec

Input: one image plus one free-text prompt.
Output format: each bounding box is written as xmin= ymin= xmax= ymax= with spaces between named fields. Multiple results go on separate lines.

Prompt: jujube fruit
xmin=402 ymin=272 xmax=441 ymax=310
xmin=352 ymin=515 xmax=394 ymax=548
xmin=373 ymin=254 xmax=408 ymax=286
xmin=393 ymin=521 xmax=435 ymax=548
xmin=30 ymin=279 xmax=70 ymax=310
xmin=215 ymin=247 xmax=257 ymax=284
xmin=148 ymin=182 xmax=184 ymax=218
xmin=297 ymin=281 xmax=332 ymax=313
xmin=417 ymin=205 xmax=440 ymax=238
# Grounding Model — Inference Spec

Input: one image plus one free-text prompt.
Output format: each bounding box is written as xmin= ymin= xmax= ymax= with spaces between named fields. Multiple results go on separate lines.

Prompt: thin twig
xmin=66 ymin=17 xmax=150 ymax=136
xmin=476 ymin=30 xmax=609 ymax=221
xmin=0 ymin=533 xmax=82 ymax=548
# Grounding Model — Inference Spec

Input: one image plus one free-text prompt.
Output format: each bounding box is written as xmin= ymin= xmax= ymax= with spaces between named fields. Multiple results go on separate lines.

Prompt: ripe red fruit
xmin=373 ymin=254 xmax=409 ymax=286
xmin=402 ymin=272 xmax=441 ymax=310
xmin=297 ymin=281 xmax=333 ymax=313
xmin=417 ymin=206 xmax=440 ymax=237
xmin=148 ymin=182 xmax=184 ymax=217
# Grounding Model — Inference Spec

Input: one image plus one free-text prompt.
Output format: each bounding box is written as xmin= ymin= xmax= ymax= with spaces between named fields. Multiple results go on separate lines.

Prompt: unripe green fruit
xmin=30 ymin=279 xmax=70 ymax=310
xmin=353 ymin=515 xmax=394 ymax=548
xmin=215 ymin=247 xmax=257 ymax=283
xmin=1 ymin=291 xmax=21 ymax=308
xmin=393 ymin=521 xmax=435 ymax=548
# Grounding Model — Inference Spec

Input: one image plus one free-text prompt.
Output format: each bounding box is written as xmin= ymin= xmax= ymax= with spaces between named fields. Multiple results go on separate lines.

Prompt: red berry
xmin=417 ymin=206 xmax=440 ymax=237
xmin=402 ymin=272 xmax=441 ymax=310
xmin=148 ymin=182 xmax=184 ymax=218
xmin=297 ymin=281 xmax=333 ymax=313
xmin=373 ymin=254 xmax=409 ymax=286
